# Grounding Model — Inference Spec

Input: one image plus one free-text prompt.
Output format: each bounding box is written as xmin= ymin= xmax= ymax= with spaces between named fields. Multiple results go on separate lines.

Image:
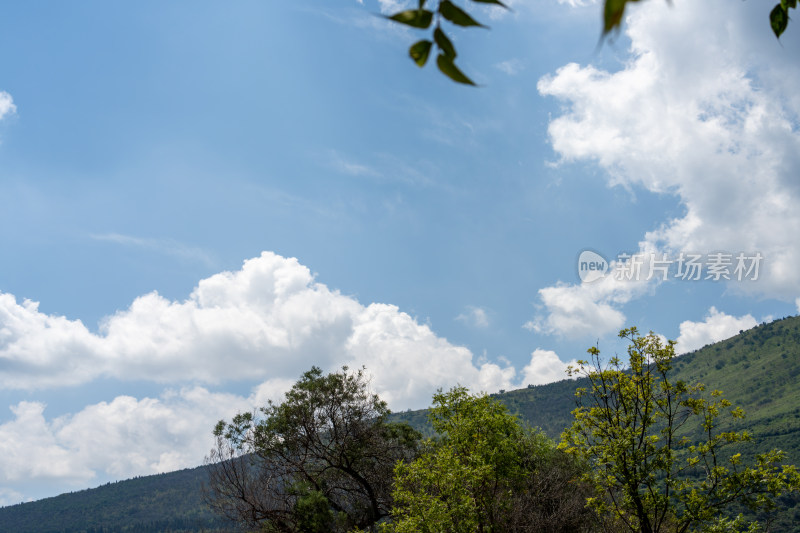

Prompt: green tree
xmin=561 ymin=327 xmax=800 ymax=533
xmin=387 ymin=386 xmax=596 ymax=532
xmin=204 ymin=366 xmax=420 ymax=533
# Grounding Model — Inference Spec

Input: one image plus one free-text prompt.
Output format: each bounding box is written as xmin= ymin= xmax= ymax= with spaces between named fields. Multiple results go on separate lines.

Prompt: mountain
xmin=0 ymin=466 xmax=230 ymax=532
xmin=2 ymin=315 xmax=800 ymax=532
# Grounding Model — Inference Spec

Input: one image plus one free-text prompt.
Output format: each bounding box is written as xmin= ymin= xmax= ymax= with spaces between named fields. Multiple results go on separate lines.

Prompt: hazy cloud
xmin=91 ymin=233 xmax=215 ymax=266
xmin=0 ymin=92 xmax=15 ymax=120
xmin=456 ymin=306 xmax=490 ymax=328
xmin=495 ymin=59 xmax=524 ymax=76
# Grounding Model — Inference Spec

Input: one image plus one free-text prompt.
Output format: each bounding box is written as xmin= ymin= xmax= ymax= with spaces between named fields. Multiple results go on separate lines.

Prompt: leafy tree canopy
xmin=561 ymin=328 xmax=800 ymax=533
xmin=205 ymin=366 xmax=420 ymax=533
xmin=386 ymin=386 xmax=597 ymax=532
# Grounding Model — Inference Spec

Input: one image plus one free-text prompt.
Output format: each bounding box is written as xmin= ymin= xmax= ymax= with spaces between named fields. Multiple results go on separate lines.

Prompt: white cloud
xmin=495 ymin=59 xmax=524 ymax=76
xmin=0 ymin=401 xmax=94 ymax=484
xmin=0 ymin=487 xmax=27 ymax=507
xmin=0 ymin=92 xmax=15 ymax=121
xmin=796 ymin=297 xmax=800 ymax=314
xmin=556 ymin=0 xmax=597 ymax=6
xmin=525 ymin=249 xmax=657 ymax=337
xmin=0 ymin=388 xmax=251 ymax=493
xmin=0 ymin=252 xmax=573 ymax=407
xmin=326 ymin=149 xmax=382 ymax=178
xmin=520 ymin=349 xmax=576 ymax=385
xmin=456 ymin=306 xmax=490 ymax=328
xmin=533 ymin=0 xmax=800 ymax=331
xmin=676 ymin=307 xmax=757 ymax=353
xmin=376 ymin=0 xmax=412 ymax=14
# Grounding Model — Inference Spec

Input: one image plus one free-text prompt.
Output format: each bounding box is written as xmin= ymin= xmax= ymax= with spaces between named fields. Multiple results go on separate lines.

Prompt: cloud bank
xmin=532 ymin=0 xmax=800 ymax=335
xmin=0 ymin=252 xmax=571 ymax=405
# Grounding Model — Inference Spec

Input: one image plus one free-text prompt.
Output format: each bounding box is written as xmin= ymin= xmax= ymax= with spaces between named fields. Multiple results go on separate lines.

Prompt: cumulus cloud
xmin=0 ymin=92 xmax=15 ymax=121
xmin=520 ymin=349 xmax=576 ymax=385
xmin=526 ymin=280 xmax=627 ymax=337
xmin=676 ymin=307 xmax=757 ymax=353
xmin=525 ymin=247 xmax=662 ymax=337
xmin=0 ymin=388 xmax=251 ymax=492
xmin=0 ymin=252 xmax=572 ymax=408
xmin=533 ymin=0 xmax=800 ymax=332
xmin=456 ymin=306 xmax=490 ymax=328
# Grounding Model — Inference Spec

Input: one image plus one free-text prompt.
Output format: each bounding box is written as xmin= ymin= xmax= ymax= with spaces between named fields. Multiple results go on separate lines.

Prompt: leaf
xmin=470 ymin=0 xmax=508 ymax=8
xmin=434 ymin=28 xmax=456 ymax=59
xmin=771 ymin=4 xmax=788 ymax=38
xmin=439 ymin=1 xmax=487 ymax=28
xmin=409 ymin=40 xmax=433 ymax=67
xmin=436 ymin=54 xmax=476 ymax=85
xmin=781 ymin=0 xmax=797 ymax=10
xmin=387 ymin=9 xmax=434 ymax=29
xmin=603 ymin=0 xmax=627 ymax=34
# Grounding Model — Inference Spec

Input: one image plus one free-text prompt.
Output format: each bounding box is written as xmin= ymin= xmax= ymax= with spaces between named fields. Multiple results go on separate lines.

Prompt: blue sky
xmin=1 ymin=0 xmax=799 ymax=504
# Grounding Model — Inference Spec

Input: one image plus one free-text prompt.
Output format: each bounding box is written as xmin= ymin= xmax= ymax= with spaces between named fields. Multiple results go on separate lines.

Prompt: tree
xmin=387 ymin=386 xmax=597 ymax=532
xmin=383 ymin=0 xmax=795 ymax=85
xmin=561 ymin=327 xmax=800 ymax=533
xmin=204 ymin=366 xmax=421 ymax=532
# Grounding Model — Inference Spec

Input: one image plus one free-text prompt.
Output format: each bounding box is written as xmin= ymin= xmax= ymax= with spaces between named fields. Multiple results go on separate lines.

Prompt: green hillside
xmin=496 ymin=315 xmax=800 ymax=458
xmin=0 ymin=466 xmax=230 ymax=533
xmin=3 ymin=315 xmax=800 ymax=532
xmin=396 ymin=315 xmax=800 ymax=531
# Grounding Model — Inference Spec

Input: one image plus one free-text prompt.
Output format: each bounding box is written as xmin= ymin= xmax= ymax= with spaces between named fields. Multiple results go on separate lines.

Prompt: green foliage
xmin=771 ymin=0 xmax=797 ymax=38
xmin=561 ymin=327 xmax=800 ymax=533
xmin=385 ymin=0 xmax=508 ymax=85
xmin=389 ymin=387 xmax=524 ymax=532
xmin=387 ymin=386 xmax=596 ymax=532
xmin=8 ymin=317 xmax=800 ymax=532
xmin=289 ymin=481 xmax=347 ymax=533
xmin=383 ymin=0 xmax=795 ymax=84
xmin=599 ymin=0 xmax=796 ymax=41
xmin=206 ymin=366 xmax=420 ymax=533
